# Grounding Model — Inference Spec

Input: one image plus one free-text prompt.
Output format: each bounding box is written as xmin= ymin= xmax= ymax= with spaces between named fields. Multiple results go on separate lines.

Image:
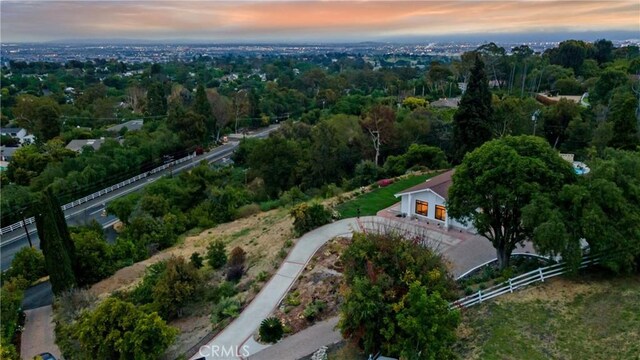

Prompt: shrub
xmin=280 ymin=186 xmax=308 ymax=206
xmin=377 ymin=178 xmax=394 ymax=187
xmin=130 ymin=262 xmax=167 ymax=305
xmin=211 ymin=297 xmax=241 ymax=326
xmin=228 ymin=247 xmax=247 ymax=267
xmin=259 ymin=317 xmax=284 ymax=343
xmin=256 ymin=271 xmax=269 ymax=282
xmin=290 ymin=203 xmax=332 ymax=235
xmin=207 ymin=240 xmax=227 ymax=269
xmin=190 ymin=253 xmax=204 ymax=269
xmin=259 ymin=199 xmax=281 ymax=212
xmin=464 ymin=286 xmax=474 ymax=296
xmin=236 ymin=203 xmax=261 ymax=219
xmin=7 ymin=247 xmax=46 ymax=283
xmin=353 ymin=160 xmax=380 ymax=186
xmin=226 ymin=265 xmax=244 ymax=282
xmin=303 ymin=300 xmax=326 ymax=322
xmin=286 ymin=291 xmax=301 ymax=306
xmin=152 ymin=256 xmax=202 ymax=319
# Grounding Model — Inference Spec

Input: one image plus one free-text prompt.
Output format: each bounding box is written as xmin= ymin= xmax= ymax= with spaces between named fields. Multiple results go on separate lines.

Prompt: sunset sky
xmin=2 ymin=1 xmax=639 ymax=43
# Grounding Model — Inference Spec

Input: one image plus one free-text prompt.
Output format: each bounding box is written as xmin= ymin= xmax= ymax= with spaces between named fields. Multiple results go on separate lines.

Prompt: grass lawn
xmin=455 ymin=271 xmax=640 ymax=360
xmin=335 ymin=172 xmax=438 ymax=218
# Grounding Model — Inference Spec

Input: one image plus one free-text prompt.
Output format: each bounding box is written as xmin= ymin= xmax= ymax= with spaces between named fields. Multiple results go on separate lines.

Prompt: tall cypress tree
xmin=35 ymin=188 xmax=76 ymax=295
xmin=193 ymin=84 xmax=213 ymax=137
xmin=452 ymin=53 xmax=494 ymax=163
xmin=146 ymin=82 xmax=167 ymax=116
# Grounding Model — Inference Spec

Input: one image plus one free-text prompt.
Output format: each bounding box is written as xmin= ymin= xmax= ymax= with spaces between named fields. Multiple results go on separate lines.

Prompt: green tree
xmin=12 ymin=95 xmax=61 ymax=142
xmin=448 ymin=136 xmax=575 ymax=269
xmin=452 ymin=54 xmax=493 ymax=162
xmin=35 ymin=187 xmax=77 ymax=294
xmin=0 ymin=276 xmax=29 ymax=352
xmin=524 ymin=149 xmax=640 ymax=272
xmin=71 ymin=226 xmax=114 ymax=286
xmin=74 ymin=297 xmax=177 ymax=360
xmin=387 ymin=281 xmax=459 ymax=360
xmin=146 ymin=82 xmax=167 ymax=116
xmin=207 ymin=240 xmax=227 ymax=269
xmin=6 ymin=247 xmax=46 ymax=283
xmin=152 ymin=256 xmax=201 ymax=319
xmin=339 ymin=231 xmax=457 ymax=357
xmin=541 ymin=98 xmax=581 ymax=149
xmin=106 ymin=193 xmax=141 ymax=225
xmin=592 ymin=68 xmax=629 ymax=105
xmin=290 ymin=203 xmax=332 ymax=235
xmin=360 ymin=105 xmax=395 ymax=166
xmin=247 ymin=136 xmax=305 ymax=196
xmin=608 ymin=89 xmax=639 ymax=150
xmin=193 ymin=84 xmax=213 ymax=136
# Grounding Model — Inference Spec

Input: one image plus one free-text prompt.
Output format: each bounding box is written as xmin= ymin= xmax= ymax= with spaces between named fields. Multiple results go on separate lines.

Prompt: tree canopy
xmin=448 ymin=136 xmax=576 ymax=269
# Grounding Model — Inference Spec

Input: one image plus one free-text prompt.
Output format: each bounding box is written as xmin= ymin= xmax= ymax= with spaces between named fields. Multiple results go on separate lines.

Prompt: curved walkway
xmin=191 ymin=215 xmax=526 ymax=360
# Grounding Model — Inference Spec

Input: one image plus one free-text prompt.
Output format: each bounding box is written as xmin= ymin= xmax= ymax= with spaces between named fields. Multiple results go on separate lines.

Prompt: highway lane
xmin=0 ymin=125 xmax=278 ymax=271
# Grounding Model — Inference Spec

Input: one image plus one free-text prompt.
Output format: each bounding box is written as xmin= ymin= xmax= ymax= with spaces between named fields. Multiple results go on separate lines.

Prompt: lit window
xmin=435 ymin=205 xmax=446 ymax=221
xmin=415 ymin=200 xmax=428 ymax=216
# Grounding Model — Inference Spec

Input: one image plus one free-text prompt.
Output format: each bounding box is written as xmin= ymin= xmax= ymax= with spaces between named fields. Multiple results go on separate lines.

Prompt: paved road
xmin=21 ymin=305 xmax=62 ymax=360
xmin=0 ymin=125 xmax=279 ymax=271
xmin=247 ymin=317 xmax=341 ymax=360
xmin=192 ymin=215 xmax=510 ymax=360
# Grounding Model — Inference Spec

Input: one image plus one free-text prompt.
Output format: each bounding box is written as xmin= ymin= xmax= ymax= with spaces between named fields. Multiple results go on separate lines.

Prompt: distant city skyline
xmin=2 ymin=1 xmax=639 ymax=43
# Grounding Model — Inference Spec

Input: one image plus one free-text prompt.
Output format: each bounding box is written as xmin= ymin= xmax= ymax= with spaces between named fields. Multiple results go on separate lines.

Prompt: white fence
xmin=449 ymin=255 xmax=599 ymax=309
xmin=0 ymin=153 xmax=196 ymax=236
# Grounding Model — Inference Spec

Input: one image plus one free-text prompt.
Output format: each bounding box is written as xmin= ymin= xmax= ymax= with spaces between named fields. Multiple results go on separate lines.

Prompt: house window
xmin=435 ymin=205 xmax=446 ymax=221
xmin=415 ymin=200 xmax=428 ymax=216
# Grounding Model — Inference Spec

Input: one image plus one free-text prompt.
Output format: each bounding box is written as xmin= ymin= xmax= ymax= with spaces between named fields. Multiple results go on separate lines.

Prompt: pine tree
xmin=452 ymin=53 xmax=494 ymax=163
xmin=35 ymin=187 xmax=76 ymax=294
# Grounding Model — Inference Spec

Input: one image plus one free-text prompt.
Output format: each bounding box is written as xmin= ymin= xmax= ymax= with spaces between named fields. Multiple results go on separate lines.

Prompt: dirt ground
xmin=89 ymin=208 xmax=294 ymax=358
xmin=90 ymin=208 xmax=293 ymax=297
xmin=272 ymin=237 xmax=351 ymax=338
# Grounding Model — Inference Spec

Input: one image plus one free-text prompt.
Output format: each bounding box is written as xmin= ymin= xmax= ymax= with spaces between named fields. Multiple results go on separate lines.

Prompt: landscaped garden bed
xmin=269 ymin=237 xmax=351 ymax=339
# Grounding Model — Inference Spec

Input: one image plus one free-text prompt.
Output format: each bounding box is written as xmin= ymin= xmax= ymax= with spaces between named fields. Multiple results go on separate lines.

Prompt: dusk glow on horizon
xmin=2 ymin=0 xmax=639 ymax=43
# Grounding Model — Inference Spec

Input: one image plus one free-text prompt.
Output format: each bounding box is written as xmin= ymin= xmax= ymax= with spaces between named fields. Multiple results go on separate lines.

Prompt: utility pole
xmin=531 ymin=109 xmax=541 ymax=136
xmin=22 ymin=211 xmax=33 ymax=248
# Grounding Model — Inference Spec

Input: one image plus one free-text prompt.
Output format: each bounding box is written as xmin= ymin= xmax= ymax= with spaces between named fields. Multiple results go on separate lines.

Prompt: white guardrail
xmin=0 ymin=153 xmax=196 ymax=236
xmin=449 ymin=255 xmax=599 ymax=309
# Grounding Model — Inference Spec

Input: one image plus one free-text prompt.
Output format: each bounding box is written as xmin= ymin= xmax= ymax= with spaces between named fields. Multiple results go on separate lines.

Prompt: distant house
xmin=65 ymin=139 xmax=105 ymax=153
xmin=0 ymin=146 xmax=18 ymax=162
xmin=394 ymin=170 xmax=474 ymax=231
xmin=107 ymin=119 xmax=144 ymax=133
xmin=430 ymin=97 xmax=461 ymax=109
xmin=536 ymin=92 xmax=587 ymax=106
xmin=0 ymin=127 xmax=35 ymax=145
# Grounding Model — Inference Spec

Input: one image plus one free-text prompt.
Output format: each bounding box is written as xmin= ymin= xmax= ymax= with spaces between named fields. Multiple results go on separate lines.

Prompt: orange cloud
xmin=1 ymin=1 xmax=638 ymax=42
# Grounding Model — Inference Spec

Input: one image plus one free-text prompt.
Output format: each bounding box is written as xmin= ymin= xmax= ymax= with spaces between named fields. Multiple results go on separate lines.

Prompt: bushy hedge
xmin=290 ymin=203 xmax=332 ymax=235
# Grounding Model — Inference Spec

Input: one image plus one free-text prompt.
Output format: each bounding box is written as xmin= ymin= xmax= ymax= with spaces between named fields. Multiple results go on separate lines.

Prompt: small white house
xmin=0 ymin=127 xmax=35 ymax=145
xmin=394 ymin=170 xmax=474 ymax=231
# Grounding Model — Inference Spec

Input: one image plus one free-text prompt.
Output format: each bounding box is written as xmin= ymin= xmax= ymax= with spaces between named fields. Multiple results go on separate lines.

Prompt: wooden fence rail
xmin=449 ymin=255 xmax=599 ymax=309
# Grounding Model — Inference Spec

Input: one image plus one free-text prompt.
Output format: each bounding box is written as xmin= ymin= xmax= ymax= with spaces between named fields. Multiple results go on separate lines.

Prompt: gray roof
xmin=0 ymin=146 xmax=19 ymax=160
xmin=0 ymin=127 xmax=24 ymax=135
xmin=65 ymin=139 xmax=105 ymax=152
xmin=430 ymin=97 xmax=460 ymax=109
xmin=107 ymin=119 xmax=144 ymax=132
xmin=395 ymin=169 xmax=455 ymax=200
